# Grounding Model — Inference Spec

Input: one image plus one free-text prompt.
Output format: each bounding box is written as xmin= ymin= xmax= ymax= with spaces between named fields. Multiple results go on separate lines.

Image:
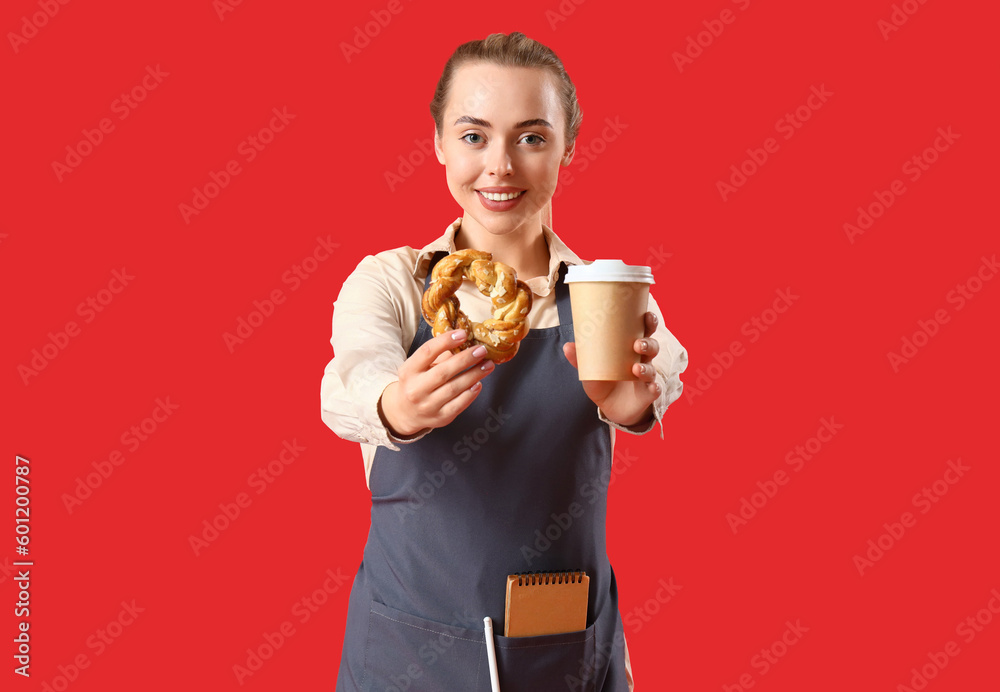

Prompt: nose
xmin=487 ymin=141 xmax=513 ymax=177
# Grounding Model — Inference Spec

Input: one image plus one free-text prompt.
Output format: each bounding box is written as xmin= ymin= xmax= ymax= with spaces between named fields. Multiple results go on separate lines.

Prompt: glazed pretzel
xmin=421 ymin=249 xmax=533 ymax=364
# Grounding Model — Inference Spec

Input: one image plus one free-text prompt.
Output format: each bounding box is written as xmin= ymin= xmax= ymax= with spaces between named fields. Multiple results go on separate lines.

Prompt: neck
xmin=455 ymin=214 xmax=550 ymax=281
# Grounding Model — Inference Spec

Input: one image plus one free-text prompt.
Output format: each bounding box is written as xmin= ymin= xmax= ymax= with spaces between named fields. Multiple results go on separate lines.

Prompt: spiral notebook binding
xmin=513 ymin=570 xmax=586 ymax=586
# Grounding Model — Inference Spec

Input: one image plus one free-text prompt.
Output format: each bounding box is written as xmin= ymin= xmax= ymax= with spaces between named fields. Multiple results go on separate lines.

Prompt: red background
xmin=3 ymin=0 xmax=999 ymax=689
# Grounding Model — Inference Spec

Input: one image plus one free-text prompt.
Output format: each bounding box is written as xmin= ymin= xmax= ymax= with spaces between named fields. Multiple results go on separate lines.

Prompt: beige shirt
xmin=320 ymin=218 xmax=688 ymax=690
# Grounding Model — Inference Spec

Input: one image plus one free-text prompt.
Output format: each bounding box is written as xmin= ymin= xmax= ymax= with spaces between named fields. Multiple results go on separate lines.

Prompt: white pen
xmin=484 ymin=616 xmax=502 ymax=692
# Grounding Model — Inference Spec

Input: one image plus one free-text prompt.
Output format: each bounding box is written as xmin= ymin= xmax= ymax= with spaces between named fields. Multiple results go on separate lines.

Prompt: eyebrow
xmin=453 ymin=116 xmax=554 ymax=130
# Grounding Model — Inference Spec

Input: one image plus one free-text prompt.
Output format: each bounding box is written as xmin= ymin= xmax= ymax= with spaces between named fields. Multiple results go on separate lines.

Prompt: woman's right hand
xmin=378 ymin=329 xmax=495 ymax=438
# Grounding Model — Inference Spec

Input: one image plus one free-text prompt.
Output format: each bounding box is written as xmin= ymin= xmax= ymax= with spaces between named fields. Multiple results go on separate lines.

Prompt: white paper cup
xmin=565 ymin=260 xmax=655 ymax=381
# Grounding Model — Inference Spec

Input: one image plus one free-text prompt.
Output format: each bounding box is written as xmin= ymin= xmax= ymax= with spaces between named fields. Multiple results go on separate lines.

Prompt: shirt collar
xmin=412 ymin=217 xmax=585 ymax=296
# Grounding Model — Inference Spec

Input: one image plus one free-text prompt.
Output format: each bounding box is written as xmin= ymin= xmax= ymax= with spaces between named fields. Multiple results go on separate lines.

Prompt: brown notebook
xmin=504 ymin=571 xmax=590 ymax=637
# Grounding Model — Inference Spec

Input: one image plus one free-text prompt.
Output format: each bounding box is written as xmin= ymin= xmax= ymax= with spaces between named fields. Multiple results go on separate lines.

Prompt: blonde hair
xmin=429 ymin=31 xmax=582 ymax=228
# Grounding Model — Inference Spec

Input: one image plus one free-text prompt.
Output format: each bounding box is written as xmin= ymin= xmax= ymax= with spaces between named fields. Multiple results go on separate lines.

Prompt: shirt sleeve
xmin=597 ymin=291 xmax=688 ymax=439
xmin=320 ymin=253 xmax=431 ymax=451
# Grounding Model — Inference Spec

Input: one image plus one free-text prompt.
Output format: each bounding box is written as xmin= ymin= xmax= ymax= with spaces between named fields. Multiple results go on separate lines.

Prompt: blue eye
xmin=462 ymin=133 xmax=483 ymax=144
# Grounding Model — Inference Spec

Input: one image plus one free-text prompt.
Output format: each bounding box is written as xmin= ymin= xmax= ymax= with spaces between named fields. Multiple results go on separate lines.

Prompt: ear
xmin=434 ymin=128 xmax=446 ymax=164
xmin=562 ymin=141 xmax=576 ymax=166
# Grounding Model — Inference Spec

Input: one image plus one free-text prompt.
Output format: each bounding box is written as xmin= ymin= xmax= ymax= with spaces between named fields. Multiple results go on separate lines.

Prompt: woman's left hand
xmin=562 ymin=311 xmax=661 ymax=428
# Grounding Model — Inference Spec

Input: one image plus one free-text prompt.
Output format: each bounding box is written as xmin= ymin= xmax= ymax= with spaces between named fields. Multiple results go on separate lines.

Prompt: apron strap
xmin=423 ymin=250 xmax=449 ymax=291
xmin=554 ymin=261 xmax=572 ymax=327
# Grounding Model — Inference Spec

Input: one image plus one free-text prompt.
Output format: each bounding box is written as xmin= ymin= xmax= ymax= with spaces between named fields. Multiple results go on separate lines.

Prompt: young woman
xmin=322 ymin=31 xmax=688 ymax=691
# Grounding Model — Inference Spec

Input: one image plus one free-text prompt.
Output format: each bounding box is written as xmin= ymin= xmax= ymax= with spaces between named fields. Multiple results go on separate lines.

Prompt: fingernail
xmin=640 ymin=340 xmax=648 ymax=353
xmin=451 ymin=330 xmax=467 ymax=341
xmin=480 ymin=360 xmax=494 ymax=371
xmin=470 ymin=381 xmax=482 ymax=393
xmin=472 ymin=345 xmax=487 ymax=357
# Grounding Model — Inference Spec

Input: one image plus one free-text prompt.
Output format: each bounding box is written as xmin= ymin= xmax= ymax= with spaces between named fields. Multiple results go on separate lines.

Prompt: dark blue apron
xmin=336 ymin=252 xmax=630 ymax=692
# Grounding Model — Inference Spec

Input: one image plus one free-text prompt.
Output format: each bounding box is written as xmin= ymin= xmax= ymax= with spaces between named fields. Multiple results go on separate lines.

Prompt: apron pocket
xmin=494 ymin=623 xmax=598 ymax=692
xmin=364 ymin=600 xmax=487 ymax=692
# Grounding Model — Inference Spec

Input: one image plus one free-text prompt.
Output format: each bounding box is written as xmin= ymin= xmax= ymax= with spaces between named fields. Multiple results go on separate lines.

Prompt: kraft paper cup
xmin=565 ymin=260 xmax=655 ymax=381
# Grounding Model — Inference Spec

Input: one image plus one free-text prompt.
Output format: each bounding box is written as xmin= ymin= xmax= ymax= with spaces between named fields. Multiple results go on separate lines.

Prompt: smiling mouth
xmin=477 ymin=190 xmax=526 ymax=202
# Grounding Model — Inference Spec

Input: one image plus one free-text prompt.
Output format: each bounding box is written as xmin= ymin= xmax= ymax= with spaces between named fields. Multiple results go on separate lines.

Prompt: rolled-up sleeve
xmin=320 ymin=254 xmax=429 ymax=451
xmin=597 ymin=291 xmax=688 ymax=438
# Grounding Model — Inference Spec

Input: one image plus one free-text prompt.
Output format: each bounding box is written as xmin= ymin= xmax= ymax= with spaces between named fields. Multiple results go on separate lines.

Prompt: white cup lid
xmin=564 ymin=259 xmax=655 ymax=284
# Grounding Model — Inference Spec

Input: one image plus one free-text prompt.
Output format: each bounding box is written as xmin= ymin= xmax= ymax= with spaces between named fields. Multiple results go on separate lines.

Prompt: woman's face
xmin=435 ymin=62 xmax=573 ymax=238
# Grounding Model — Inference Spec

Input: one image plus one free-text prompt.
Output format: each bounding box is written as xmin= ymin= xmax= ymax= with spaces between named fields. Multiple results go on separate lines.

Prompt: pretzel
xmin=421 ymin=249 xmax=533 ymax=364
